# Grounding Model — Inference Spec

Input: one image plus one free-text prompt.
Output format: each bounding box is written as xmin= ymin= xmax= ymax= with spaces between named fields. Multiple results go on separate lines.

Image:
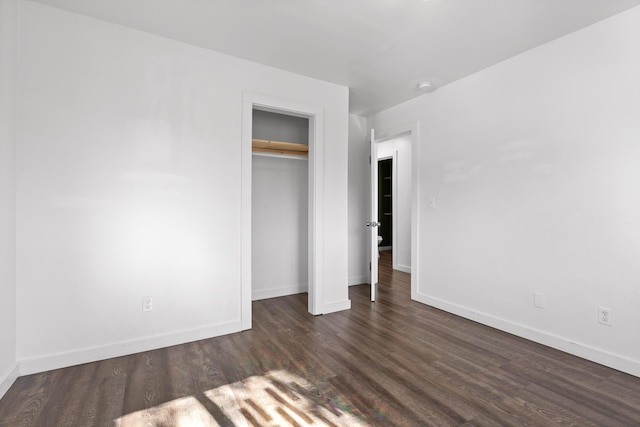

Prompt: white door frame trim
xmin=241 ymin=92 xmax=325 ymax=330
xmin=373 ymin=122 xmax=420 ymax=301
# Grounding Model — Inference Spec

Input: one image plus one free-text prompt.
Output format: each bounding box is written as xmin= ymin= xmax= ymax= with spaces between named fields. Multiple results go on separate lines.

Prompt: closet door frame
xmin=241 ymin=92 xmax=324 ymax=330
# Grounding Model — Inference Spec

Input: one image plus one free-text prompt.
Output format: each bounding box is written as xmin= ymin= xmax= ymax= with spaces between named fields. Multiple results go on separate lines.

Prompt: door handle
xmin=365 ymin=221 xmax=381 ymax=227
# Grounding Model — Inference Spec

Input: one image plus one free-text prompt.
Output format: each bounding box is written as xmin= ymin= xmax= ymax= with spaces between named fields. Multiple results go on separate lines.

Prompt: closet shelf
xmin=252 ymin=138 xmax=308 ymax=157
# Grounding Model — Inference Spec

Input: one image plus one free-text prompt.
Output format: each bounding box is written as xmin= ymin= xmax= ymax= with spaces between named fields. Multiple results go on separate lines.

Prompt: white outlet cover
xmin=534 ymin=292 xmax=545 ymax=309
xmin=143 ymin=297 xmax=153 ymax=312
xmin=598 ymin=306 xmax=612 ymax=326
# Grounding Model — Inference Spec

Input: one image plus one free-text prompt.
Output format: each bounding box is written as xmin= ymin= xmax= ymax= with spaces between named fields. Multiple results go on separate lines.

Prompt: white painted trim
xmin=323 ymin=299 xmax=351 ymax=314
xmin=414 ymin=292 xmax=640 ymax=378
xmin=0 ymin=363 xmax=19 ymax=400
xmin=348 ymin=275 xmax=369 ymax=286
xmin=241 ymin=98 xmax=253 ymax=330
xmin=368 ymin=129 xmax=378 ymax=301
xmin=396 ymin=264 xmax=411 ymax=274
xmin=391 ymin=151 xmax=400 ymax=271
xmin=19 ymin=320 xmax=240 ymax=375
xmin=411 ymin=123 xmax=420 ymax=302
xmin=241 ymin=92 xmax=325 ymax=327
xmin=252 ymin=285 xmax=307 ymax=301
xmin=0 ymin=0 xmax=17 ymax=402
xmin=308 ymin=110 xmax=325 ymax=315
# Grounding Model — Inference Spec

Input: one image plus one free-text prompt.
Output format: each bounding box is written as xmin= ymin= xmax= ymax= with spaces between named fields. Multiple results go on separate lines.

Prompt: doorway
xmin=251 ymin=109 xmax=309 ymax=302
xmin=375 ymin=132 xmax=412 ymax=274
xmin=241 ymin=92 xmax=325 ymax=330
xmin=377 ymin=158 xmax=393 ymax=253
xmin=369 ymin=123 xmax=419 ymax=302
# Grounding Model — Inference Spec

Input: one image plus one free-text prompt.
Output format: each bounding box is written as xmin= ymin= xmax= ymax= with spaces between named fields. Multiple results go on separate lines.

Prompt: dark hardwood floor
xmin=2 ymin=251 xmax=640 ymax=426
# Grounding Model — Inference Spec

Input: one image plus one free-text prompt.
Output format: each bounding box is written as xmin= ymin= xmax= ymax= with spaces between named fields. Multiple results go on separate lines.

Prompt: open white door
xmin=367 ymin=129 xmax=379 ymax=301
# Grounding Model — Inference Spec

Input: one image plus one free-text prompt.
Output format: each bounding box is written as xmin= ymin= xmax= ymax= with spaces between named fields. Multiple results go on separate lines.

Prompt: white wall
xmin=252 ymin=111 xmax=309 ymax=300
xmin=0 ymin=0 xmax=18 ymax=398
xmin=252 ymin=109 xmax=309 ymax=144
xmin=369 ymin=6 xmax=640 ymax=376
xmin=16 ymin=1 xmax=349 ymax=374
xmin=347 ymin=114 xmax=369 ymax=285
xmin=252 ymin=156 xmax=308 ymax=300
xmin=376 ymin=134 xmax=412 ymax=272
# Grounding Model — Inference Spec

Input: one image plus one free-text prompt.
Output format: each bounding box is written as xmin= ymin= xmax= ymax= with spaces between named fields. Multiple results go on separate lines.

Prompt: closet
xmin=251 ymin=109 xmax=309 ymax=301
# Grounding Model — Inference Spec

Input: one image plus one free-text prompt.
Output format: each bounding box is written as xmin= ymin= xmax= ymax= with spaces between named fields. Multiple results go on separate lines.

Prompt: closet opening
xmin=250 ymin=108 xmax=310 ymax=304
xmin=241 ymin=92 xmax=324 ymax=329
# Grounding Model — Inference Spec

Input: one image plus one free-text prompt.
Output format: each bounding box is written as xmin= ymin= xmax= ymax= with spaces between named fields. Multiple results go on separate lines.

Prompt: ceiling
xmin=31 ymin=0 xmax=640 ymax=116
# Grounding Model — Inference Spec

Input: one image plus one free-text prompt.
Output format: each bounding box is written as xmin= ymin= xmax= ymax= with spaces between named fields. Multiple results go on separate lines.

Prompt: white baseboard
xmin=323 ymin=299 xmax=351 ymax=314
xmin=395 ymin=264 xmax=411 ymax=274
xmin=19 ymin=320 xmax=241 ymax=376
xmin=0 ymin=363 xmax=20 ymax=400
xmin=252 ymin=284 xmax=307 ymax=301
xmin=413 ymin=292 xmax=640 ymax=378
xmin=348 ymin=275 xmax=368 ymax=286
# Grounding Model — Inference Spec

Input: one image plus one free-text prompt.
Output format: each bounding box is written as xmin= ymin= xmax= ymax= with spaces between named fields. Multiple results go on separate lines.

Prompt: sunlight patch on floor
xmin=115 ymin=369 xmax=369 ymax=426
xmin=115 ymin=395 xmax=215 ymax=426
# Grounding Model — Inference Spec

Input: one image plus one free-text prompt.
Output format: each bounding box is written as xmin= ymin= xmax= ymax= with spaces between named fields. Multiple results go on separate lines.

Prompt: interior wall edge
xmin=414 ymin=292 xmax=640 ymax=378
xmin=348 ymin=275 xmax=369 ymax=286
xmin=18 ymin=319 xmax=241 ymax=376
xmin=0 ymin=0 xmax=18 ymax=400
xmin=395 ymin=265 xmax=411 ymax=274
xmin=0 ymin=363 xmax=19 ymax=400
xmin=322 ymin=299 xmax=351 ymax=314
xmin=252 ymin=284 xmax=307 ymax=301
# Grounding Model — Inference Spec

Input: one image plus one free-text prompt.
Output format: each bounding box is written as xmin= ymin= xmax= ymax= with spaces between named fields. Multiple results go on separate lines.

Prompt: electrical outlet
xmin=598 ymin=306 xmax=612 ymax=326
xmin=534 ymin=292 xmax=545 ymax=309
xmin=142 ymin=296 xmax=153 ymax=313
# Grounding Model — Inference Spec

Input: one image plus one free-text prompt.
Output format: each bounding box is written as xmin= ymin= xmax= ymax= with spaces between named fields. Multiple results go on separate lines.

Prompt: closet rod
xmin=252 ymin=138 xmax=308 ymax=157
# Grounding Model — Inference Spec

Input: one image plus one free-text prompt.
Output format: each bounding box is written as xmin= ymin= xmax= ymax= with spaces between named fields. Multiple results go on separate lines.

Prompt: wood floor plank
xmin=37 ymin=363 xmax=98 ymax=426
xmin=77 ymin=356 xmax=128 ymax=426
xmin=323 ymin=332 xmax=463 ymax=425
xmin=501 ymin=357 xmax=640 ymax=425
xmin=2 ymin=252 xmax=640 ymax=426
xmin=0 ymin=370 xmax=62 ymax=427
